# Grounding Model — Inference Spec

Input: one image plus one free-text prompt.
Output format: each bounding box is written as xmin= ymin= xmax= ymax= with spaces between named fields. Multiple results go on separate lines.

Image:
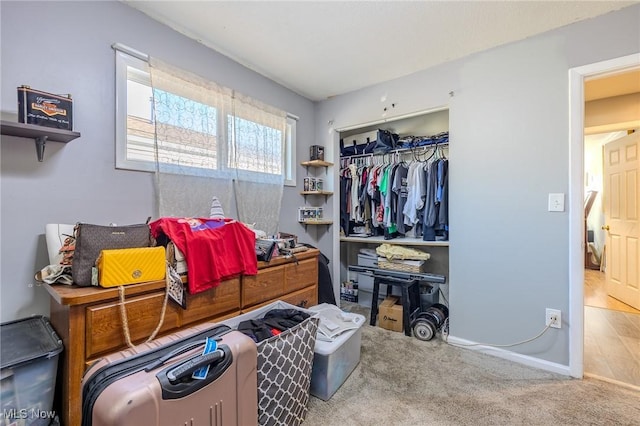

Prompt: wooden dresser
xmin=44 ymin=249 xmax=319 ymax=426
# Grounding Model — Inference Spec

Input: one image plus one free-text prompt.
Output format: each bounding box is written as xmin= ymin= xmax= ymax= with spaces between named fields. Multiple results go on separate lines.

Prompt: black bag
xmin=341 ymin=138 xmax=370 ymax=157
xmin=255 ymin=239 xmax=277 ymax=263
xmin=340 ymin=139 xmax=358 ymax=157
xmin=363 ymin=137 xmax=376 ymax=154
xmin=373 ymin=129 xmax=399 ymax=154
xmin=72 ymin=223 xmax=152 ymax=286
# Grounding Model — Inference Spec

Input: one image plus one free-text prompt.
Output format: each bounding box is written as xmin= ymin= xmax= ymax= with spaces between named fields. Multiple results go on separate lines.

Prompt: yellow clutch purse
xmin=97 ymin=246 xmax=166 ymax=287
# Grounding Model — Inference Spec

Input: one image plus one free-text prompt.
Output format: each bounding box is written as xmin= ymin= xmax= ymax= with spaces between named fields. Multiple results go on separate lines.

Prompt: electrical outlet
xmin=548 ymin=193 xmax=565 ymax=212
xmin=546 ymin=308 xmax=561 ymax=328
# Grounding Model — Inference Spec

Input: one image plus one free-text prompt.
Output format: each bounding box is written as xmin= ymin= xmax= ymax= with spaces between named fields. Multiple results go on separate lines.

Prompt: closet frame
xmin=332 ymin=108 xmax=451 ymax=310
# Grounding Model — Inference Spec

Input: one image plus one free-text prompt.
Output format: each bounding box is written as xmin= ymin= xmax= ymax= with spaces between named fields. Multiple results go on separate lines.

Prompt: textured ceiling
xmin=123 ymin=1 xmax=638 ymax=101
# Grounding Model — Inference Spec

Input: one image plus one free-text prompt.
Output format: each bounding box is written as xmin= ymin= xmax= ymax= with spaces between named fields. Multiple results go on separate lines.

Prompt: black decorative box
xmin=310 ymin=145 xmax=324 ymax=161
xmin=18 ymin=85 xmax=73 ymax=130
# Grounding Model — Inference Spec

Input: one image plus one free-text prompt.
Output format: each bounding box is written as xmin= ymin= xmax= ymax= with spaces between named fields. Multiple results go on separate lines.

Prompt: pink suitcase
xmin=81 ymin=323 xmax=257 ymax=426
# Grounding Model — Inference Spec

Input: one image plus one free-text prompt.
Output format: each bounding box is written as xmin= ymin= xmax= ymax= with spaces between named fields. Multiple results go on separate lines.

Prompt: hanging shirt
xmin=422 ymin=161 xmax=439 ymax=241
xmin=379 ymin=165 xmax=390 ymax=226
xmin=358 ymin=166 xmax=369 ymax=223
xmin=392 ymin=163 xmax=410 ymax=235
xmin=340 ymin=173 xmax=351 ymax=236
xmin=437 ymin=159 xmax=449 ymax=238
xmin=150 ymin=217 xmax=257 ymax=294
xmin=349 ymin=164 xmax=359 ymax=219
xmin=386 ymin=164 xmax=399 ymax=232
xmin=369 ymin=165 xmax=382 ymax=229
xmin=403 ymin=161 xmax=426 ymax=226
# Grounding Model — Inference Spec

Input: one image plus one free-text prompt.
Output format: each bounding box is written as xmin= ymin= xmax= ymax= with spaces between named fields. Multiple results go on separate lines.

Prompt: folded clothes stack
xmin=375 ymin=243 xmax=430 ymax=273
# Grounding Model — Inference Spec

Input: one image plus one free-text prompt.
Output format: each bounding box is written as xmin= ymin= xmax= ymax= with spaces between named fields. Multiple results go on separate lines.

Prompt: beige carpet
xmin=303 ymin=303 xmax=640 ymax=426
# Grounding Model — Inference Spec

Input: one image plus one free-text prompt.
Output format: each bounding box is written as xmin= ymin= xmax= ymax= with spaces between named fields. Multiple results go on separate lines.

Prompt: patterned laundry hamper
xmin=221 ymin=301 xmax=320 ymax=426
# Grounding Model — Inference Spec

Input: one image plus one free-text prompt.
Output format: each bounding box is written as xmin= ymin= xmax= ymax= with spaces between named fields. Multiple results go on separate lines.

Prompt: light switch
xmin=548 ymin=193 xmax=565 ymax=212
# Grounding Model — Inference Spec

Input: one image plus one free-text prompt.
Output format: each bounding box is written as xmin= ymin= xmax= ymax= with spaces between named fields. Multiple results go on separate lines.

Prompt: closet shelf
xmin=1 ymin=120 xmax=80 ymax=161
xmin=340 ymin=236 xmax=449 ymax=247
xmin=300 ymin=190 xmax=333 ymax=196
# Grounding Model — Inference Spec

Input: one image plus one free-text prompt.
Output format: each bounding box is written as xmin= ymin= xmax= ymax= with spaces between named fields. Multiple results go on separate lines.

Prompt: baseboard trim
xmin=446 ymin=335 xmax=571 ymax=376
xmin=584 ymin=372 xmax=640 ymax=392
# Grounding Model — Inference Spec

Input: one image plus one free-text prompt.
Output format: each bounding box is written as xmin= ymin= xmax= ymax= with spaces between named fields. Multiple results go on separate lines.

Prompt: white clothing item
xmin=403 ymin=162 xmax=426 ymax=225
xmin=35 ymin=264 xmax=73 ymax=285
xmin=312 ymin=304 xmax=362 ymax=342
xmin=403 ymin=162 xmax=417 ymax=226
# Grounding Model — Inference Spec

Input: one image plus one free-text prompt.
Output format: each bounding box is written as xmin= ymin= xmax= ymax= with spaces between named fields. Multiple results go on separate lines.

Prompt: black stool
xmin=370 ymin=275 xmax=421 ymax=336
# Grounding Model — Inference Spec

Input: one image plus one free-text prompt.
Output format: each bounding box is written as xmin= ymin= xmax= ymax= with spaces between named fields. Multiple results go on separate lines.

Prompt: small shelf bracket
xmin=35 ymin=136 xmax=48 ymax=162
xmin=1 ymin=120 xmax=81 ymax=162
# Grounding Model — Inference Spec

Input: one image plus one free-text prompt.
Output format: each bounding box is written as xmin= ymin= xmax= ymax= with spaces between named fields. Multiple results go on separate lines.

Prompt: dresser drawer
xmin=182 ymin=277 xmax=241 ymax=325
xmin=284 ymin=258 xmax=318 ymax=293
xmin=84 ymin=309 xmax=242 ymax=368
xmin=280 ymin=285 xmax=317 ymax=309
xmin=242 ymin=265 xmax=285 ymax=308
xmin=85 ymin=291 xmax=180 ymax=358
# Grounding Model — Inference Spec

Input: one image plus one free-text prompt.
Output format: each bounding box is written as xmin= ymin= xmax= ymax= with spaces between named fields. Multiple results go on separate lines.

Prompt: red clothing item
xmin=150 ymin=217 xmax=257 ymax=294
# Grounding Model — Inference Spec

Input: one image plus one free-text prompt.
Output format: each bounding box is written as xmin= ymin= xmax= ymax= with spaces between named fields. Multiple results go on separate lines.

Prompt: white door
xmin=603 ymin=131 xmax=640 ymax=310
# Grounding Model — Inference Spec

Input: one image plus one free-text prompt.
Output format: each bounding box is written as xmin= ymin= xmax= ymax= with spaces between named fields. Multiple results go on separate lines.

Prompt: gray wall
xmin=317 ymin=5 xmax=640 ymax=367
xmin=2 ymin=0 xmax=639 ymax=370
xmin=0 ymin=1 xmax=316 ymax=322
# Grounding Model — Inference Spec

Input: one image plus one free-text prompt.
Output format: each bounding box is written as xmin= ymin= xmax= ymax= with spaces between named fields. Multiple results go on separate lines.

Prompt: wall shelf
xmin=300 ymin=190 xmax=334 ymax=196
xmin=0 ymin=120 xmax=80 ymax=161
xmin=301 ymin=160 xmax=333 ymax=168
xmin=299 ymin=156 xmax=333 ymax=231
xmin=299 ymin=219 xmax=333 ymax=230
xmin=301 ymin=159 xmax=333 ymax=173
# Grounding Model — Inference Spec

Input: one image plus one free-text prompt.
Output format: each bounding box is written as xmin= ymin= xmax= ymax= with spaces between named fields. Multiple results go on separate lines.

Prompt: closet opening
xmin=334 ymin=108 xmax=451 ymax=314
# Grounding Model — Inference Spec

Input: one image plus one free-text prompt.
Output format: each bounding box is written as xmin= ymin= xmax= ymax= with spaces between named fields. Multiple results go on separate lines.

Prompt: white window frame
xmin=115 ymin=50 xmax=155 ymax=172
xmin=114 ymin=47 xmax=297 ymax=184
xmin=284 ymin=116 xmax=297 ymax=186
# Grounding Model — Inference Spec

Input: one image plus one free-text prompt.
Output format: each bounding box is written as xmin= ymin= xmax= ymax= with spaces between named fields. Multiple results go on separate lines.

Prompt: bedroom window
xmin=115 ymin=49 xmax=295 ymax=186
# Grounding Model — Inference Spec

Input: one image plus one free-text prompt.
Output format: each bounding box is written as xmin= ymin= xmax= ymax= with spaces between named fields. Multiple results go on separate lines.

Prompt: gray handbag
xmin=72 ymin=223 xmax=151 ymax=286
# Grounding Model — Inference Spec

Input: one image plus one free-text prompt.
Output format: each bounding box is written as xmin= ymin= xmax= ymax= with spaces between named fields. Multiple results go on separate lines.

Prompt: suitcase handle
xmin=144 ymin=335 xmax=225 ymax=372
xmin=157 ymin=345 xmax=234 ymax=400
xmin=166 ymin=349 xmax=225 ymax=383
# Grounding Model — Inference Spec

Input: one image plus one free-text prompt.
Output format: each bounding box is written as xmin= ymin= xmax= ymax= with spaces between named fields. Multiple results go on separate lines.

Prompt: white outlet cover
xmin=548 ymin=193 xmax=565 ymax=212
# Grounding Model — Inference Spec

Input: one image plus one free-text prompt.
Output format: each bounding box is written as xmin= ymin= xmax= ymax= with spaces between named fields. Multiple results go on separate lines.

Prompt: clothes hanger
xmin=424 ymin=143 xmax=438 ymax=163
xmin=411 ymin=146 xmax=420 ymax=162
xmin=438 ymin=144 xmax=448 ymax=160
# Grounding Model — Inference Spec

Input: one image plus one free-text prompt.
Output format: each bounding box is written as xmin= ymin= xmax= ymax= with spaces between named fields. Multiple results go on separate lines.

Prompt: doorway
xmin=583 ymin=130 xmax=640 ymax=389
xmin=570 ymin=54 xmax=640 ymax=389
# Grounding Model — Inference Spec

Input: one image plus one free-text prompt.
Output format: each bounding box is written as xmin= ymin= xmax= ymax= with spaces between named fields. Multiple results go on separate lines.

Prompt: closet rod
xmin=340 ymin=142 xmax=448 ymax=160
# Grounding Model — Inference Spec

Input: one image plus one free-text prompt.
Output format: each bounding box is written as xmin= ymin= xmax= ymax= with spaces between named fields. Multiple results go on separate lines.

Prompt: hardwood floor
xmin=583 ymin=269 xmax=640 ymax=389
xmin=584 ymin=269 xmax=640 ymax=314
